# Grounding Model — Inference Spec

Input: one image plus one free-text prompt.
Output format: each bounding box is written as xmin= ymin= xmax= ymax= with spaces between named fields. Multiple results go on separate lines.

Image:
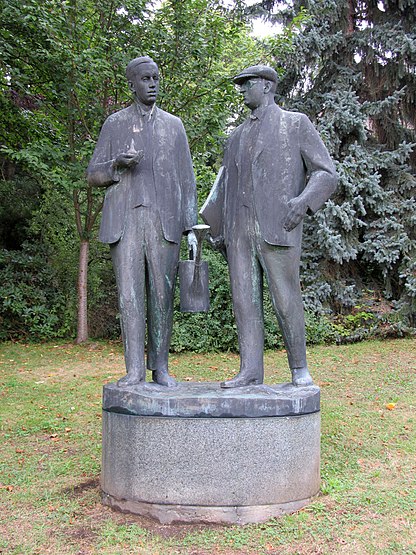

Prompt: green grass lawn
xmin=0 ymin=338 xmax=415 ymax=554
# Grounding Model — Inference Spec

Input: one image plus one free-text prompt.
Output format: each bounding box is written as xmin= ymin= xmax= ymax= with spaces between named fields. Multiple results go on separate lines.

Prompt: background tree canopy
xmin=0 ymin=0 xmax=414 ymax=347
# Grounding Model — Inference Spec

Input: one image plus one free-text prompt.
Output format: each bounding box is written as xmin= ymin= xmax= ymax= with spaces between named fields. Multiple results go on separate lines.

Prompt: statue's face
xmin=129 ymin=62 xmax=160 ymax=106
xmin=238 ymin=78 xmax=265 ymax=110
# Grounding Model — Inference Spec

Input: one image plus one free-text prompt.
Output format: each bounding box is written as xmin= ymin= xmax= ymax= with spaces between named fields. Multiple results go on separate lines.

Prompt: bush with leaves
xmin=0 ymin=243 xmax=71 ymax=340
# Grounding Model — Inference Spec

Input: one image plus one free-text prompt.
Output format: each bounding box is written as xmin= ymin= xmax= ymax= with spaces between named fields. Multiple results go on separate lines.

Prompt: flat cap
xmin=233 ymin=64 xmax=278 ymax=85
xmin=126 ymin=56 xmax=157 ymax=80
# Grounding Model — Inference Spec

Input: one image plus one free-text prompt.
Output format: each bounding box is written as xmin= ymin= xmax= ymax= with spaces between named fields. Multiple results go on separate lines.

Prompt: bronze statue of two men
xmin=88 ymin=57 xmax=338 ymax=389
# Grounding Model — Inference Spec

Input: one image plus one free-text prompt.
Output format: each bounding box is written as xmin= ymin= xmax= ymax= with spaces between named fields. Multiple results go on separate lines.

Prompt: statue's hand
xmin=113 ymin=150 xmax=144 ymax=170
xmin=206 ymin=234 xmax=227 ymax=260
xmin=187 ymin=230 xmax=198 ymax=260
xmin=206 ymin=233 xmax=224 ymax=251
xmin=283 ymin=197 xmax=308 ymax=232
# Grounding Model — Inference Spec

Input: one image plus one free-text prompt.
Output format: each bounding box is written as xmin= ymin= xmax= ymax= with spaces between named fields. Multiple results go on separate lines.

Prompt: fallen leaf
xmin=1 ymin=485 xmax=15 ymax=492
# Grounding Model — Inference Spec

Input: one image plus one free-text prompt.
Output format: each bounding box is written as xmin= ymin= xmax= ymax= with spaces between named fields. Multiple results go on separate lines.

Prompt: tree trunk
xmin=76 ymin=238 xmax=89 ymax=343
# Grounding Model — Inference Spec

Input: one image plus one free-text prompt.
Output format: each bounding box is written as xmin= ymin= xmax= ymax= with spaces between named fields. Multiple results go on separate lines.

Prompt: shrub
xmin=0 ymin=243 xmax=71 ymax=340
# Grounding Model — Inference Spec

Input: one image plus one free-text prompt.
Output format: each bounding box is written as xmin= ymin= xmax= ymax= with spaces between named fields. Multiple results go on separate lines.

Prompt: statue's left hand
xmin=187 ymin=230 xmax=198 ymax=260
xmin=113 ymin=150 xmax=144 ymax=170
xmin=283 ymin=197 xmax=308 ymax=232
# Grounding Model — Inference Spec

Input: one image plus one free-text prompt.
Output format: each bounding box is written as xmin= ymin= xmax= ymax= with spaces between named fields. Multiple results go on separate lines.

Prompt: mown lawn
xmin=0 ymin=338 xmax=415 ymax=554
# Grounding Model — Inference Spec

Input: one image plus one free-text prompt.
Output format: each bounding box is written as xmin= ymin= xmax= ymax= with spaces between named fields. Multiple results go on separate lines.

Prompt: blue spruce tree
xmin=259 ymin=0 xmax=416 ymax=334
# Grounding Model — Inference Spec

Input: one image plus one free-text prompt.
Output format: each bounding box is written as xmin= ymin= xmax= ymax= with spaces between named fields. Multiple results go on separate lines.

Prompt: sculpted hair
xmin=126 ymin=56 xmax=157 ymax=81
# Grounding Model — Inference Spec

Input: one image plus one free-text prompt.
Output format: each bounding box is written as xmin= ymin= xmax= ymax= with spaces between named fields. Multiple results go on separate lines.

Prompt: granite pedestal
xmin=101 ymin=381 xmax=320 ymax=524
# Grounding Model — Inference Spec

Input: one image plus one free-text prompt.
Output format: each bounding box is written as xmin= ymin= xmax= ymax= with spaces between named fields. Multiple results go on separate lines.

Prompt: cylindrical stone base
xmin=101 ymin=410 xmax=320 ymax=524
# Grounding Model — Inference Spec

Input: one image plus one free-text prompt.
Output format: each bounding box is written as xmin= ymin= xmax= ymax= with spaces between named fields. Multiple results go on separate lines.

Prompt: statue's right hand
xmin=113 ymin=151 xmax=144 ymax=170
xmin=207 ymin=234 xmax=227 ymax=261
xmin=207 ymin=234 xmax=224 ymax=250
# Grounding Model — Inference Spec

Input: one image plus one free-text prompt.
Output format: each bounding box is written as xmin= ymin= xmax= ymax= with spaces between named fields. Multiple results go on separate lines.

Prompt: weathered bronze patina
xmin=88 ymin=57 xmax=197 ymax=387
xmin=201 ymin=64 xmax=338 ymax=388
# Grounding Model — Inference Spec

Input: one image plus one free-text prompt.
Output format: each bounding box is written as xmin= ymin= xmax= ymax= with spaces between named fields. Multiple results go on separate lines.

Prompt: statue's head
xmin=233 ymin=65 xmax=278 ymax=110
xmin=126 ymin=56 xmax=159 ymax=106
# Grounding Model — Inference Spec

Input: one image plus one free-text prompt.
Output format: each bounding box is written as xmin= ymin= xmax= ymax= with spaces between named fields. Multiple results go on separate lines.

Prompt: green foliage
xmin=0 ymin=243 xmax=71 ymax=340
xmin=1 ymin=0 xmax=413 ymax=345
xmin=0 ymin=174 xmax=41 ymax=249
xmin=0 ymin=0 xmax=271 ymax=342
xmin=146 ymin=0 xmax=266 ymax=180
xmin=272 ymin=0 xmax=416 ymax=329
xmin=261 ymin=7 xmax=312 ymax=63
xmin=86 ymin=244 xmax=120 ymax=339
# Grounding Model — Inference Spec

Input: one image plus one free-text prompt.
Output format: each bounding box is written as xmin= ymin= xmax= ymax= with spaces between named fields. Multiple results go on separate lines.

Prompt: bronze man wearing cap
xmin=87 ymin=56 xmax=197 ymax=387
xmin=201 ymin=65 xmax=338 ymax=388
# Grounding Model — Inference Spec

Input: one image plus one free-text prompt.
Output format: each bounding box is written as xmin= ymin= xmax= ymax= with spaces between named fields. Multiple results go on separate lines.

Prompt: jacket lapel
xmin=252 ymin=104 xmax=282 ymax=163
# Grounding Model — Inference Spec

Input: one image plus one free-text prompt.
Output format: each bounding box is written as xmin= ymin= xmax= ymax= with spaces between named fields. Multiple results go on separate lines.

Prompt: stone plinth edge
xmin=103 ymin=381 xmax=320 ymax=418
xmin=101 ymin=492 xmax=316 ymax=525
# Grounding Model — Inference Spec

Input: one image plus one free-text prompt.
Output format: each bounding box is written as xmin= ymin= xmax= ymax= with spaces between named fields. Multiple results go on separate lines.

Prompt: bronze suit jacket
xmin=87 ymin=104 xmax=197 ymax=244
xmin=201 ymin=104 xmax=338 ymax=247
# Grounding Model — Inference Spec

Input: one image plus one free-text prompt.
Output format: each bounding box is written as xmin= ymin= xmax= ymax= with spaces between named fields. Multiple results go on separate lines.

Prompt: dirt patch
xmin=66 ymin=525 xmax=98 ymax=542
xmin=100 ymin=502 xmax=228 ymax=539
xmin=63 ymin=477 xmax=100 ymax=498
xmin=54 ymin=497 xmax=226 ymax=540
xmin=50 ymin=523 xmax=100 ymax=555
xmin=143 ymin=520 xmax=227 ymax=540
xmin=75 ymin=527 xmax=96 ymax=539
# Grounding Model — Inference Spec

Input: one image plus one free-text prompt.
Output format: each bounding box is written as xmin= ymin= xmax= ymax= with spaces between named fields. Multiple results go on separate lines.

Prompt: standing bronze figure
xmin=201 ymin=65 xmax=338 ymax=388
xmin=88 ymin=57 xmax=197 ymax=387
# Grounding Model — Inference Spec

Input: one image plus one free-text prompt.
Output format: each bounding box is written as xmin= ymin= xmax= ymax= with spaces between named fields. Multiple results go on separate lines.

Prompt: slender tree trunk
xmin=76 ymin=238 xmax=89 ymax=344
xmin=347 ymin=0 xmax=355 ymax=34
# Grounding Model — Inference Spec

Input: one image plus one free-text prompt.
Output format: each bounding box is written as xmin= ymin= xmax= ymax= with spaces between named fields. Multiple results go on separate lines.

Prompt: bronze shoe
xmin=291 ymin=367 xmax=313 ymax=387
xmin=152 ymin=369 xmax=177 ymax=388
xmin=117 ymin=370 xmax=145 ymax=387
xmin=220 ymin=372 xmax=262 ymax=389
